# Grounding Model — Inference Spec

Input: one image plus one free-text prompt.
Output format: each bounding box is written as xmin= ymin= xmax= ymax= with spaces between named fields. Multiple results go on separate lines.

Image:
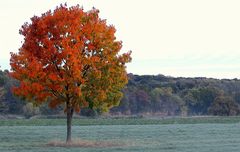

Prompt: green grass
xmin=1 ymin=116 xmax=240 ymax=126
xmin=1 ymin=121 xmax=240 ymax=152
xmin=1 ymin=117 xmax=240 ymax=151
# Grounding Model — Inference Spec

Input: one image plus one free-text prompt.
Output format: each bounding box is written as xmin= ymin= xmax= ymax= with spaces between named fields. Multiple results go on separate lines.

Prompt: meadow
xmin=1 ymin=117 xmax=240 ymax=152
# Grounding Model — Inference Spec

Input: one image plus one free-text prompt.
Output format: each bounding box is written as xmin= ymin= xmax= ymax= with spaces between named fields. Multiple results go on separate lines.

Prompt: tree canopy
xmin=10 ymin=4 xmax=131 ymax=143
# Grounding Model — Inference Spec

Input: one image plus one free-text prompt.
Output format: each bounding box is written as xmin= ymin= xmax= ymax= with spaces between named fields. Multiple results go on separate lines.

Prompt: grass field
xmin=1 ymin=117 xmax=240 ymax=152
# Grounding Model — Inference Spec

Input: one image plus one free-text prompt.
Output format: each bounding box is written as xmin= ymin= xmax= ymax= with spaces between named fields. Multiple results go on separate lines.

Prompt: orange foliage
xmin=10 ymin=4 xmax=131 ymax=113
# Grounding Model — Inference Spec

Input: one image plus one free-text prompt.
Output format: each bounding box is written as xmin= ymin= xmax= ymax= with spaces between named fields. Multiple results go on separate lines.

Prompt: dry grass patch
xmin=47 ymin=139 xmax=126 ymax=148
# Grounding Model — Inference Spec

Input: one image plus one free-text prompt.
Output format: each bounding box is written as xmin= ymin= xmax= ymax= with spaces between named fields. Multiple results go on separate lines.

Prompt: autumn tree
xmin=10 ymin=4 xmax=131 ymax=143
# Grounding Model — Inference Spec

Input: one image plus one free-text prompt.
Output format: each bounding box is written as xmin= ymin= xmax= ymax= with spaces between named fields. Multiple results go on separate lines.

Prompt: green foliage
xmin=208 ymin=96 xmax=240 ymax=116
xmin=0 ymin=87 xmax=7 ymax=113
xmin=184 ymin=87 xmax=221 ymax=115
xmin=22 ymin=103 xmax=40 ymax=118
xmin=0 ymin=69 xmax=25 ymax=114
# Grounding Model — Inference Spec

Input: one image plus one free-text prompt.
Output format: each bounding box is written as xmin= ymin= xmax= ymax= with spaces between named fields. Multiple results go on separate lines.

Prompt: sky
xmin=0 ymin=0 xmax=240 ymax=79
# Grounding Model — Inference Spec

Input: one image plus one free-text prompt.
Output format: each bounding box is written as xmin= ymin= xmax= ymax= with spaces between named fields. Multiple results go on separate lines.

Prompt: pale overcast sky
xmin=0 ymin=0 xmax=240 ymax=79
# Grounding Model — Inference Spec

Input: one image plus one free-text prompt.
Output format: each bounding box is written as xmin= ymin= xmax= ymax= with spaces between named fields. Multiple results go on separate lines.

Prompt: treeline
xmin=111 ymin=74 xmax=240 ymax=116
xmin=1 ymin=69 xmax=240 ymax=117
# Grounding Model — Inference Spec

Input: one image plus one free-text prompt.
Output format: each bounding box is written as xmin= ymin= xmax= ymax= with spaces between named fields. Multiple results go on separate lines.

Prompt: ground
xmin=0 ymin=117 xmax=240 ymax=152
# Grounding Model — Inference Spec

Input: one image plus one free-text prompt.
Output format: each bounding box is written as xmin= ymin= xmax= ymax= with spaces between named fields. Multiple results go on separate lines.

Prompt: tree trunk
xmin=66 ymin=103 xmax=74 ymax=143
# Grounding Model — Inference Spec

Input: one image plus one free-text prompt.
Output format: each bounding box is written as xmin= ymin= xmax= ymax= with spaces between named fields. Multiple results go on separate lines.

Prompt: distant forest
xmin=1 ymin=69 xmax=240 ymax=117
